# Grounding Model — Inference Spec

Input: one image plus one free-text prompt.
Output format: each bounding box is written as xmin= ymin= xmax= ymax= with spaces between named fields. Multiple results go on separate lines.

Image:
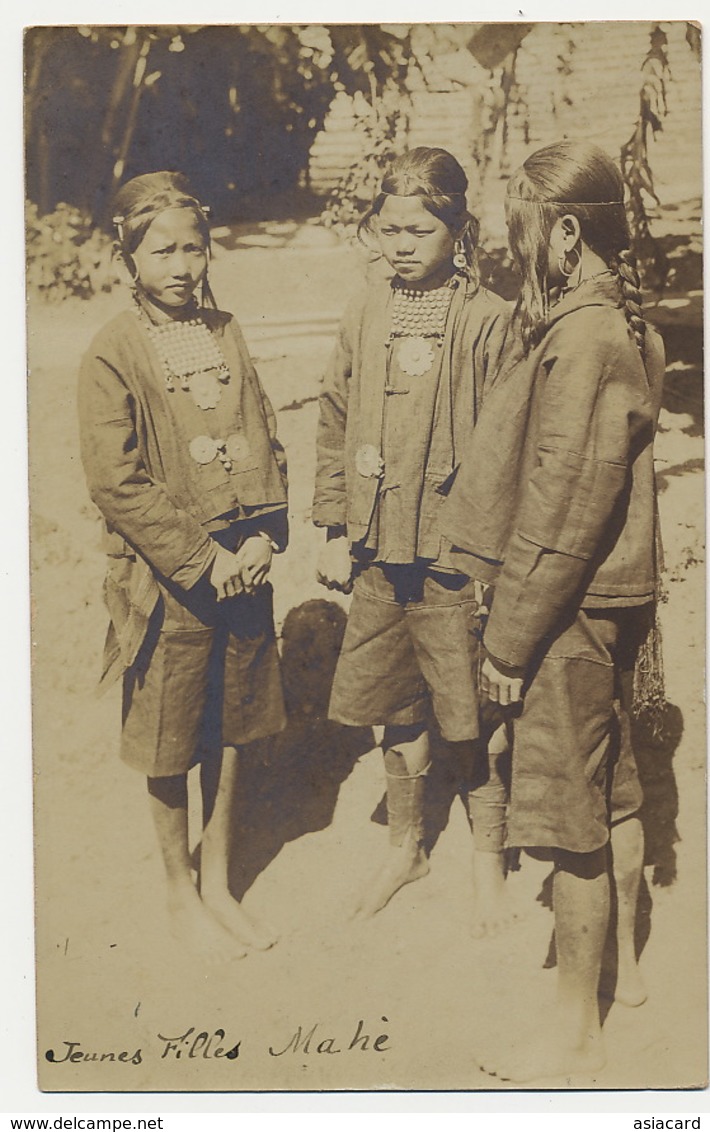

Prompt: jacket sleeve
xmin=260 ymin=382 xmax=288 ymax=491
xmin=484 ymin=324 xmax=647 ymax=671
xmin=78 ymin=349 xmax=216 ymax=588
xmin=312 ymin=306 xmax=355 ymax=529
xmin=479 ymin=300 xmax=516 ymax=396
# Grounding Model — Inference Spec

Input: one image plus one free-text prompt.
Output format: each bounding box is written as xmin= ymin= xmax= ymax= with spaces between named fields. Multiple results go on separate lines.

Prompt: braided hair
xmin=359 ymin=147 xmax=481 ymax=287
xmin=505 ymin=141 xmax=645 ymax=355
xmin=613 ymin=248 xmax=645 ymax=352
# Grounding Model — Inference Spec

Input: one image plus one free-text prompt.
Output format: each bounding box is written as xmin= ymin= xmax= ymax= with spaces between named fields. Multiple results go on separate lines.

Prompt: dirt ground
xmin=28 ymin=220 xmax=707 ymax=1094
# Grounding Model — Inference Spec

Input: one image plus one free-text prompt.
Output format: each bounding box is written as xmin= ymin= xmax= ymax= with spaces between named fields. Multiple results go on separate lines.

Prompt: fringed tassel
xmin=632 ymin=514 xmax=668 ymax=736
xmin=631 ymin=601 xmax=666 ymax=736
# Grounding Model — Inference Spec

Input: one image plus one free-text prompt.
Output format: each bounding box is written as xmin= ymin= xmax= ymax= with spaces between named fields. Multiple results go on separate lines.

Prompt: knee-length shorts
xmin=506 ymin=607 xmax=645 ymax=855
xmin=328 ymin=562 xmax=483 ymax=742
xmin=121 ymin=550 xmax=286 ymax=778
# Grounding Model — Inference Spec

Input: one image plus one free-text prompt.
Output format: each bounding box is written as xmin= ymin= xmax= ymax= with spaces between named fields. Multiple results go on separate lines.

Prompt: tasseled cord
xmin=631 ymin=511 xmax=667 ymax=736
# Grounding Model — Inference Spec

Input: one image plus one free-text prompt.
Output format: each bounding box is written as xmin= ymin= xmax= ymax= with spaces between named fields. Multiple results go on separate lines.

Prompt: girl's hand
xmin=316 ymin=535 xmax=353 ymax=594
xmin=234 ymin=535 xmax=273 ymax=594
xmin=480 ymin=656 xmax=524 ymax=706
xmin=209 ymin=545 xmax=244 ymax=600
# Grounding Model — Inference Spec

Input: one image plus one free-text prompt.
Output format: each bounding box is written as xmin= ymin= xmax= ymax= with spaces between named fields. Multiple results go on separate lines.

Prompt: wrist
xmin=209 ymin=544 xmax=232 ymax=578
xmin=255 ymin=531 xmax=279 ymax=552
xmin=484 ymin=648 xmax=526 ymax=681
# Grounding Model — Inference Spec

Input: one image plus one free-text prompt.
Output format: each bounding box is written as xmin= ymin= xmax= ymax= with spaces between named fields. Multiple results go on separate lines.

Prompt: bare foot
xmin=612 ymin=958 xmax=648 ymax=1007
xmin=471 ymin=895 xmax=519 ymax=939
xmin=202 ymin=885 xmax=278 ymax=951
xmin=167 ymin=884 xmax=247 ymax=963
xmin=476 ymin=1025 xmax=606 ymax=1085
xmin=352 ymin=836 xmax=430 ymax=918
xmin=471 ymin=850 xmax=518 ymax=939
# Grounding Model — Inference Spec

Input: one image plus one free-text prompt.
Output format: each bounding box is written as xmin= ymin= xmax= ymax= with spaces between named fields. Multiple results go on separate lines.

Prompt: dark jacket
xmin=312 ymin=278 xmax=512 ymax=555
xmin=78 ymin=306 xmax=288 ymax=683
xmin=441 ymin=275 xmax=665 ymax=672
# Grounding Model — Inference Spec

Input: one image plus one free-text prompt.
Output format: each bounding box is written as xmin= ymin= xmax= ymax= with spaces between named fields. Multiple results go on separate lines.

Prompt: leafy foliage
xmin=25 ymin=24 xmax=417 ymax=226
xmin=320 ymin=94 xmax=408 ymax=240
xmin=312 ymin=27 xmax=418 ymax=237
xmin=26 ymin=202 xmax=113 ymax=301
xmin=620 ymin=24 xmax=674 ymax=290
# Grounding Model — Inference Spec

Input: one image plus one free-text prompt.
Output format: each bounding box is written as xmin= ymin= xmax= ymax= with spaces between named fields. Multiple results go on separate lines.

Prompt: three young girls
xmin=312 ymin=147 xmax=514 ymax=924
xmin=79 ymin=172 xmax=288 ymax=960
xmin=81 ymin=141 xmax=662 ymax=1055
xmin=442 ymin=140 xmax=665 ymax=1081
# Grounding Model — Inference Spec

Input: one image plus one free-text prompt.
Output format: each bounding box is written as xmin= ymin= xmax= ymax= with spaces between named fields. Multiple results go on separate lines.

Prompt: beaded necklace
xmin=132 ymin=293 xmax=246 ymax=473
xmin=133 ymin=294 xmax=230 ymax=410
xmin=388 ymin=277 xmax=458 ymax=377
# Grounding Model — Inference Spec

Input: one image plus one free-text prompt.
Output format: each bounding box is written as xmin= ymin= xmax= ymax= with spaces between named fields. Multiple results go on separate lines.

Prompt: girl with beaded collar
xmin=313 ymin=147 xmax=515 ymax=925
xmin=442 ymin=141 xmax=666 ymax=1082
xmin=79 ymin=171 xmax=288 ymax=961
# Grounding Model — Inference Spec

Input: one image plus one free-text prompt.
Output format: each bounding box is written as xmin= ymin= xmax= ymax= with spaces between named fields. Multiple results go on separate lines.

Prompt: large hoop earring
xmin=558 ymin=245 xmax=582 ymax=279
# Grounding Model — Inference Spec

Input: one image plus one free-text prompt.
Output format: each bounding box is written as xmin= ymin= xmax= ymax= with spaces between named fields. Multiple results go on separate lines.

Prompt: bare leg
xmin=610 ymin=815 xmax=647 ymax=1006
xmin=465 ymin=726 xmax=513 ymax=938
xmin=147 ymin=774 xmax=244 ymax=961
xmin=352 ymin=723 xmax=430 ymax=918
xmin=199 ymin=745 xmax=278 ymax=950
xmin=478 ymin=847 xmax=608 ymax=1083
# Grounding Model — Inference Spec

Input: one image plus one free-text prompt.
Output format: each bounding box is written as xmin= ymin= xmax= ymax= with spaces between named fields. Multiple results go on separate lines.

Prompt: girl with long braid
xmin=442 ymin=141 xmax=665 ymax=1082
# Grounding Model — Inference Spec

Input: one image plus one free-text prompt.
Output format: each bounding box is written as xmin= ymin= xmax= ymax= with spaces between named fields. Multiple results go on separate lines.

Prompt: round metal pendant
xmin=189 ymin=435 xmax=218 ymax=465
xmin=189 ymin=369 xmax=223 ymax=410
xmin=397 ymin=336 xmax=435 ymax=377
xmin=355 ymin=444 xmax=385 ymax=479
xmin=225 ymin=433 xmax=252 ymax=463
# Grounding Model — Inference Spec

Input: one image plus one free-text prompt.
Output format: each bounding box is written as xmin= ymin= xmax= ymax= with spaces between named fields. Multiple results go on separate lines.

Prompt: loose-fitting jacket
xmin=312 ymin=279 xmax=513 ymax=558
xmin=441 ymin=276 xmax=665 ymax=672
xmin=78 ymin=307 xmax=288 ymax=684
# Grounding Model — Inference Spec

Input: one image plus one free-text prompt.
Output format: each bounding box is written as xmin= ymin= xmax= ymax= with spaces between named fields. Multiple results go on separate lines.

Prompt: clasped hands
xmin=210 ymin=536 xmax=273 ymax=600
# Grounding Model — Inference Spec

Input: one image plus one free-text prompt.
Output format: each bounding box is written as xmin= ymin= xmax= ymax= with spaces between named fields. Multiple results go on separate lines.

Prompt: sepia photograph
xmin=23 ymin=19 xmax=705 ymax=1094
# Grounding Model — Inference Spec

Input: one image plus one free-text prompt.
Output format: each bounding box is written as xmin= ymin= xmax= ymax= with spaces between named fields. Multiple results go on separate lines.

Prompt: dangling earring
xmin=558 ymin=245 xmax=582 ymax=281
xmin=453 ymin=238 xmax=468 ymax=273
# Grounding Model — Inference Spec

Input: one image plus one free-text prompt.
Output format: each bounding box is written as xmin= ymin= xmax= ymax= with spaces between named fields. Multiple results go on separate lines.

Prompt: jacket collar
xmin=546 ymin=272 xmax=622 ymax=329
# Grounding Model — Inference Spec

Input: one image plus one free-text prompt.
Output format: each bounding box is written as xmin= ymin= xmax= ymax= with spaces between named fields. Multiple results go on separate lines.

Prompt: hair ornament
xmin=381 ymin=189 xmax=466 ymax=198
xmin=506 ymin=195 xmax=624 ymax=206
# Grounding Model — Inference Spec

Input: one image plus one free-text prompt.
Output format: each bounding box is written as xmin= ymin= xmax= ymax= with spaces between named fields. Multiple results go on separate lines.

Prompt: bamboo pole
xmin=106 ymin=33 xmax=153 ymax=215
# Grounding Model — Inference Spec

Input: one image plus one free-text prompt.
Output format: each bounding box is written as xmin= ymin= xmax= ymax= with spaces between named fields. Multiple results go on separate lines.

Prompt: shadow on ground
xmin=225 ymin=599 xmax=373 ymax=901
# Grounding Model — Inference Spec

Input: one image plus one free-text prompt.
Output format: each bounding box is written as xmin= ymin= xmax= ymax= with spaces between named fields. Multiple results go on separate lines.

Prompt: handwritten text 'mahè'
xmin=269 ymin=1018 xmax=391 ymax=1057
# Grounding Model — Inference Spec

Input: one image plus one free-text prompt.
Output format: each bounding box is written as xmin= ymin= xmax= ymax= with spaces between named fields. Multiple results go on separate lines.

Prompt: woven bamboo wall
xmin=308 ymin=21 xmax=701 ymax=231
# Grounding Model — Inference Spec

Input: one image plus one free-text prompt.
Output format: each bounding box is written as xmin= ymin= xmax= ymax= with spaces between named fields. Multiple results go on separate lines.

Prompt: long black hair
xmin=505 ymin=141 xmax=645 ymax=354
